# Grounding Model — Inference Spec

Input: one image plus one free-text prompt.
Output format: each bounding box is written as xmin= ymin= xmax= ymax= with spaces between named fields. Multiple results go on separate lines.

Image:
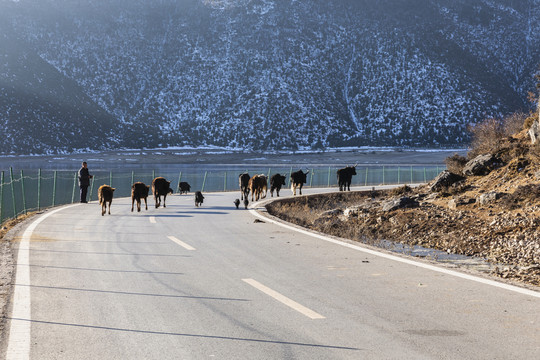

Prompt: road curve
xmin=4 ymin=188 xmax=540 ymax=359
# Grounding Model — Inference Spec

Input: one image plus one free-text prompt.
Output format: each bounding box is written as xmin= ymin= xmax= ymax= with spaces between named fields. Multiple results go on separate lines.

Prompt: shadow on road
xmin=8 ymin=317 xmax=363 ymax=352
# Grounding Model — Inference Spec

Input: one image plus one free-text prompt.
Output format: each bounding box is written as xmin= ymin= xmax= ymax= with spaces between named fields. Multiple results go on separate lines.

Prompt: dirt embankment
xmin=266 ymin=132 xmax=540 ymax=287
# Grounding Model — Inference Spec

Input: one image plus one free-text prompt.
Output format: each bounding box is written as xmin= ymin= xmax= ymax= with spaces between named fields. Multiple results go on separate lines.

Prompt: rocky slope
xmin=266 ymin=126 xmax=540 ymax=286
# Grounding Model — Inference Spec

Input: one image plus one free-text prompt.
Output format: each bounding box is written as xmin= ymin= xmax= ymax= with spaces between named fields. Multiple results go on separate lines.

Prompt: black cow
xmin=178 ymin=181 xmax=191 ymax=194
xmin=152 ymin=177 xmax=173 ymax=208
xmin=131 ymin=182 xmax=150 ymax=212
xmin=337 ymin=165 xmax=357 ymax=191
xmin=239 ymin=172 xmax=250 ymax=200
xmin=290 ymin=169 xmax=309 ymax=196
xmin=195 ymin=191 xmax=204 ymax=207
xmin=270 ymin=173 xmax=286 ymax=197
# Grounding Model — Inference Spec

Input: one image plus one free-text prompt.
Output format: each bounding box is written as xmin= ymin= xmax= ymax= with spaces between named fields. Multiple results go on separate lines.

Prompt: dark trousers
xmin=80 ymin=185 xmax=89 ymax=202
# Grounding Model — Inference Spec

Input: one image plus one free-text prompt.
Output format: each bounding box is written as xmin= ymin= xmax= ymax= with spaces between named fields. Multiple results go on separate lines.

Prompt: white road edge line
xmin=149 ymin=216 xmax=157 ymax=224
xmin=7 ymin=204 xmax=81 ymax=360
xmin=248 ymin=208 xmax=540 ymax=299
xmin=167 ymin=236 xmax=196 ymax=251
xmin=242 ymin=278 xmax=325 ymax=319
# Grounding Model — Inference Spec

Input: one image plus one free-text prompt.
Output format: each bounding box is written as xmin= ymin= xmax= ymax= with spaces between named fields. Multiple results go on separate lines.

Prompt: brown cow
xmin=152 ymin=177 xmax=173 ymax=208
xmin=98 ymin=185 xmax=115 ymax=216
xmin=248 ymin=174 xmax=268 ymax=201
xmin=131 ymin=182 xmax=150 ymax=212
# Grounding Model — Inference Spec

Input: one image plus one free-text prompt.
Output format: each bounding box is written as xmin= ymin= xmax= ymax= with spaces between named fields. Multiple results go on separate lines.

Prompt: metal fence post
xmin=267 ymin=168 xmax=271 ymax=179
xmin=0 ymin=171 xmax=4 ymax=223
xmin=152 ymin=170 xmax=155 ymax=180
xmin=287 ymin=167 xmax=293 ymax=187
xmin=89 ymin=176 xmax=95 ymax=202
xmin=327 ymin=167 xmax=331 ymax=187
xmin=410 ymin=166 xmax=413 ymax=183
xmin=224 ymin=172 xmax=227 ymax=191
xmin=365 ymin=167 xmax=368 ymax=186
xmin=109 ymin=171 xmax=113 ymax=187
xmin=397 ymin=167 xmax=400 ymax=184
xmin=71 ymin=172 xmax=77 ymax=203
xmin=176 ymin=171 xmax=182 ymax=194
xmin=52 ymin=170 xmax=57 ymax=207
xmin=201 ymin=171 xmax=208 ymax=192
xmin=10 ymin=168 xmax=16 ymax=218
xmin=424 ymin=167 xmax=427 ymax=183
xmin=37 ymin=169 xmax=41 ymax=211
xmin=309 ymin=169 xmax=314 ymax=187
xmin=20 ymin=170 xmax=27 ymax=215
xmin=131 ymin=171 xmax=134 ymax=187
xmin=382 ymin=166 xmax=385 ymax=185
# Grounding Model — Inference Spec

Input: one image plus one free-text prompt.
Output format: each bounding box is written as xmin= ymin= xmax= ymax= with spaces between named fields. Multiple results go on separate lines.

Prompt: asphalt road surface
xmin=4 ymin=188 xmax=540 ymax=359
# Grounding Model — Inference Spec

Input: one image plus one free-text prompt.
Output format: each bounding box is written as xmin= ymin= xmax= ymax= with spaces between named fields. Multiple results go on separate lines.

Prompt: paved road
xmin=4 ymin=188 xmax=540 ymax=359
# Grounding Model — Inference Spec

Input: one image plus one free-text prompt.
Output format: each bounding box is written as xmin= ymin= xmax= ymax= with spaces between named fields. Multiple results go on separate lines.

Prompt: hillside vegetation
xmin=1 ymin=0 xmax=539 ymax=153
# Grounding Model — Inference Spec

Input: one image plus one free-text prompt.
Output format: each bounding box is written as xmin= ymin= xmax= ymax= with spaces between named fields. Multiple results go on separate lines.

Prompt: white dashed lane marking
xmin=242 ymin=278 xmax=325 ymax=320
xmin=167 ymin=236 xmax=196 ymax=251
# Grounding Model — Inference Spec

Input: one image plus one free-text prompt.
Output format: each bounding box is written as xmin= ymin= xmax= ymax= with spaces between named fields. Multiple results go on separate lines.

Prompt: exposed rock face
xmin=462 ymin=154 xmax=502 ymax=176
xmin=529 ymin=120 xmax=540 ymax=144
xmin=430 ymin=170 xmax=465 ymax=192
xmin=381 ymin=196 xmax=419 ymax=212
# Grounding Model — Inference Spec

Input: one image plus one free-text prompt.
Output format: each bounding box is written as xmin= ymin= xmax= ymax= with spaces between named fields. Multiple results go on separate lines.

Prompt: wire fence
xmin=0 ymin=165 xmax=444 ymax=225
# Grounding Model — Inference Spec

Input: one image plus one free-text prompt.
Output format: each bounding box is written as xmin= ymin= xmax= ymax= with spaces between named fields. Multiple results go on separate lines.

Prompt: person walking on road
xmin=78 ymin=161 xmax=93 ymax=203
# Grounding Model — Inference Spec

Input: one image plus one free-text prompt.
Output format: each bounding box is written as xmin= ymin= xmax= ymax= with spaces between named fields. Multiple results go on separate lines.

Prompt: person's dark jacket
xmin=78 ymin=167 xmax=91 ymax=187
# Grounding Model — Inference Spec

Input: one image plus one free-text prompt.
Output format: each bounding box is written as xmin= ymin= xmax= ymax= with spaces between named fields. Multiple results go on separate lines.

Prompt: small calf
xmin=98 ymin=185 xmax=115 ymax=216
xmin=178 ymin=181 xmax=191 ymax=194
xmin=234 ymin=199 xmax=240 ymax=209
xmin=195 ymin=191 xmax=204 ymax=207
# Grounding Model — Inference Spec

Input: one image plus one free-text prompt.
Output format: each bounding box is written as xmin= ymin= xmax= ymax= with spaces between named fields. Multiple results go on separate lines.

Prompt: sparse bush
xmin=445 ymin=153 xmax=468 ymax=174
xmin=468 ymin=117 xmax=505 ymax=158
xmin=390 ymin=184 xmax=412 ymax=196
xmin=503 ymin=112 xmax=527 ymax=136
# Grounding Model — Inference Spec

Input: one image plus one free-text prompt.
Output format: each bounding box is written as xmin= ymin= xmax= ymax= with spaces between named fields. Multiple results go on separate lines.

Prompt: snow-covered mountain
xmin=1 ymin=0 xmax=539 ymax=154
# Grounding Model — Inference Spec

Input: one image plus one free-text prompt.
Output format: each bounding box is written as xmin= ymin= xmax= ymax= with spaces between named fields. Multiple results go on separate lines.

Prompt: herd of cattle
xmin=96 ymin=165 xmax=358 ymax=216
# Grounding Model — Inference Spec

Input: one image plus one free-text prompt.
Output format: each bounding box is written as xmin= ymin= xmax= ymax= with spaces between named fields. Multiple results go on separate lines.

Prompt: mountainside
xmin=1 ymin=0 xmax=539 ymax=154
xmin=0 ymin=6 xmax=120 ymax=154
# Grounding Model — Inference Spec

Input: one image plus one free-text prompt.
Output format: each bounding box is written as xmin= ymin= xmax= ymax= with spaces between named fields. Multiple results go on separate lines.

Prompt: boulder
xmin=448 ymin=197 xmax=475 ymax=210
xmin=478 ymin=192 xmax=501 ymax=205
xmin=462 ymin=154 xmax=501 ymax=176
xmin=381 ymin=196 xmax=418 ymax=212
xmin=430 ymin=170 xmax=465 ymax=192
xmin=529 ymin=120 xmax=540 ymax=144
